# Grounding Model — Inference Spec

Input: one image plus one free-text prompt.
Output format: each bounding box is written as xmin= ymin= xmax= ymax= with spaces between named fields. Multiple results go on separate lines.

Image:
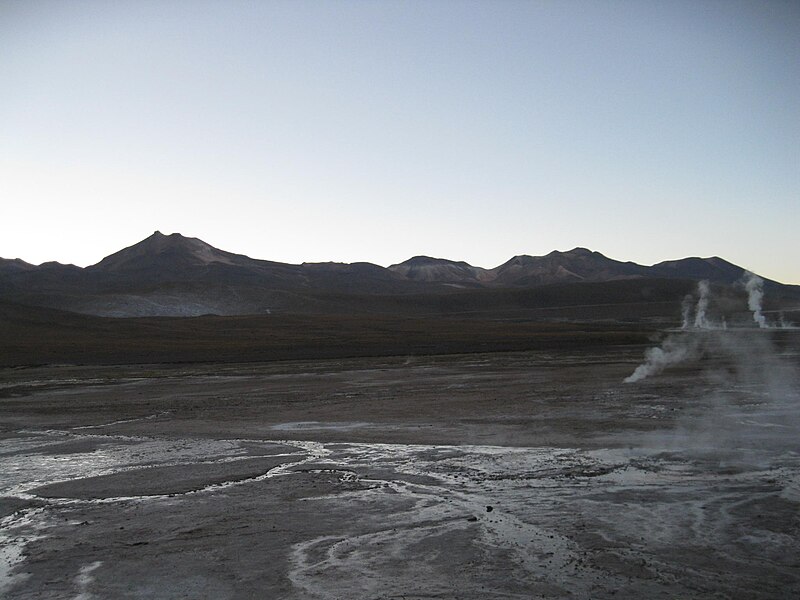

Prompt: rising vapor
xmin=626 ymin=274 xmax=784 ymax=383
xmin=681 ymin=294 xmax=694 ymax=329
xmin=681 ymin=280 xmax=725 ymax=331
xmin=624 ymin=334 xmax=700 ymax=383
xmin=743 ymin=271 xmax=768 ymax=329
xmin=693 ymin=280 xmax=711 ymax=329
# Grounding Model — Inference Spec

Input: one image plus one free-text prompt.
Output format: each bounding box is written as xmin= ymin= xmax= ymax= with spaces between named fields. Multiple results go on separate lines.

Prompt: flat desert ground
xmin=1 ymin=332 xmax=799 ymax=599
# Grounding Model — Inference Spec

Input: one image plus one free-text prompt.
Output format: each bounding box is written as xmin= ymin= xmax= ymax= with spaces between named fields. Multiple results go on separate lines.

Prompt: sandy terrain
xmin=1 ymin=334 xmax=799 ymax=599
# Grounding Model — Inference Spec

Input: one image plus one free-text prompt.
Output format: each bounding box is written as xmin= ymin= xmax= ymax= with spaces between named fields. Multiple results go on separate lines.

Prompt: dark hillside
xmin=0 ymin=300 xmax=650 ymax=367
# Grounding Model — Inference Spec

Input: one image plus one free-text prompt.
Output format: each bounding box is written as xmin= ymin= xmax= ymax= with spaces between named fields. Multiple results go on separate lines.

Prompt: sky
xmin=1 ymin=0 xmax=798 ymax=283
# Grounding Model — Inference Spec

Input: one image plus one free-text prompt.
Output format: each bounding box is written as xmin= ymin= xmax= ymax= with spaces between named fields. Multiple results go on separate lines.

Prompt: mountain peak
xmin=0 ymin=257 xmax=36 ymax=273
xmin=565 ymin=247 xmax=597 ymax=256
xmin=389 ymin=255 xmax=489 ymax=283
xmin=651 ymin=255 xmax=747 ymax=283
xmin=89 ymin=232 xmax=238 ymax=272
xmin=144 ymin=230 xmax=189 ymax=245
xmin=491 ymin=248 xmax=644 ymax=285
xmin=396 ymin=256 xmax=462 ymax=267
xmin=545 ymin=247 xmax=603 ymax=259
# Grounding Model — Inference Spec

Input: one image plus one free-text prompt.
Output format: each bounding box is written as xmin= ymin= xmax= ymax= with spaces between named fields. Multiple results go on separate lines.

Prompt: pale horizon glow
xmin=1 ymin=1 xmax=798 ymax=283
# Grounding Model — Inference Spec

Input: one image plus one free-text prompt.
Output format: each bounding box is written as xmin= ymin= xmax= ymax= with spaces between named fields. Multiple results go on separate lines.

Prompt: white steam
xmin=624 ymin=334 xmax=700 ymax=383
xmin=743 ymin=271 xmax=768 ymax=329
xmin=636 ymin=329 xmax=800 ymax=465
xmin=681 ymin=295 xmax=694 ymax=329
xmin=693 ymin=280 xmax=711 ymax=329
xmin=681 ymin=280 xmax=724 ymax=330
xmin=626 ymin=273 xmax=785 ymax=383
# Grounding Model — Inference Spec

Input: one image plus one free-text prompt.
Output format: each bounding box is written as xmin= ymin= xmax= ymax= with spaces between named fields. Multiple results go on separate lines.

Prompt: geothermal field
xmin=5 ymin=1 xmax=798 ymax=596
xmin=1 ymin=325 xmax=799 ymax=599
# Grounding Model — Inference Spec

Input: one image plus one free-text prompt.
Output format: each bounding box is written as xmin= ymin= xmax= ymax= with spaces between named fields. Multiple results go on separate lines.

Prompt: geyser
xmin=626 ymin=273 xmax=787 ymax=383
xmin=743 ymin=271 xmax=768 ymax=329
xmin=693 ymin=280 xmax=711 ymax=329
xmin=681 ymin=280 xmax=724 ymax=331
xmin=624 ymin=333 xmax=700 ymax=383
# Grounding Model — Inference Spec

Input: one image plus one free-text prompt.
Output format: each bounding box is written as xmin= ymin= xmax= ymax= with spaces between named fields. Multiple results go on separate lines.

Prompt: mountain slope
xmin=90 ymin=231 xmax=247 ymax=272
xmin=388 ymin=249 xmax=649 ymax=287
xmin=649 ymin=256 xmax=749 ymax=284
xmin=1 ymin=233 xmax=796 ymax=317
xmin=0 ymin=258 xmax=36 ymax=273
xmin=490 ymin=248 xmax=647 ymax=286
xmin=388 ymin=256 xmax=491 ymax=285
xmin=87 ymin=231 xmax=307 ymax=286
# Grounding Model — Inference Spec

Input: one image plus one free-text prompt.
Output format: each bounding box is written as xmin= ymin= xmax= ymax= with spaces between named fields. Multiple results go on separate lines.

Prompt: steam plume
xmin=638 ymin=330 xmax=800 ymax=464
xmin=624 ymin=334 xmax=700 ymax=383
xmin=693 ymin=280 xmax=711 ymax=329
xmin=744 ymin=272 xmax=767 ymax=328
xmin=682 ymin=281 xmax=719 ymax=330
xmin=681 ymin=295 xmax=694 ymax=329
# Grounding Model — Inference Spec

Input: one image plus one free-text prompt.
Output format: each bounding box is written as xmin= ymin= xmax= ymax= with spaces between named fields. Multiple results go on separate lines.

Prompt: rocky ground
xmin=1 ymin=335 xmax=799 ymax=599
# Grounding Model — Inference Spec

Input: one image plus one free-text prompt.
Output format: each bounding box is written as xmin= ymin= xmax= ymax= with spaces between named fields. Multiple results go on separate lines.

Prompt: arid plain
xmin=2 ymin=328 xmax=799 ymax=599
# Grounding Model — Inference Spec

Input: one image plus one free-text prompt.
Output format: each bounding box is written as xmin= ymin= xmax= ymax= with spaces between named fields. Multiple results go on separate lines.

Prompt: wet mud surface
xmin=1 ymin=341 xmax=799 ymax=599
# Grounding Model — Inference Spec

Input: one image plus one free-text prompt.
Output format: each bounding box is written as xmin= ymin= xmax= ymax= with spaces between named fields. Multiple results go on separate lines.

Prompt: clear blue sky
xmin=1 ymin=0 xmax=798 ymax=283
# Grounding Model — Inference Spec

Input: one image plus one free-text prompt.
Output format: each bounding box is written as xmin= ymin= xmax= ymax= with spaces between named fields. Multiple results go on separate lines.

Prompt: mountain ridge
xmin=5 ymin=231 xmax=788 ymax=286
xmin=2 ymin=232 xmax=796 ymax=318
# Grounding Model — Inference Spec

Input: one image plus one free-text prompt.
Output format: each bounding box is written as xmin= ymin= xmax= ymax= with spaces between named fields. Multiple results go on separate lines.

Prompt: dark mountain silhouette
xmin=1 ymin=232 xmax=796 ymax=318
xmin=388 ymin=256 xmax=492 ymax=285
xmin=87 ymin=231 xmax=307 ymax=286
xmin=0 ymin=258 xmax=36 ymax=273
xmin=649 ymin=256 xmax=748 ymax=283
xmin=388 ymin=249 xmax=649 ymax=286
xmin=388 ymin=248 xmax=774 ymax=289
xmin=91 ymin=231 xmax=254 ymax=272
xmin=489 ymin=248 xmax=647 ymax=286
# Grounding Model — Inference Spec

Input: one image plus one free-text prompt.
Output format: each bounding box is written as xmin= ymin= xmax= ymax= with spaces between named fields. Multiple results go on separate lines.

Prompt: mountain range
xmin=0 ymin=231 xmax=796 ymax=318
